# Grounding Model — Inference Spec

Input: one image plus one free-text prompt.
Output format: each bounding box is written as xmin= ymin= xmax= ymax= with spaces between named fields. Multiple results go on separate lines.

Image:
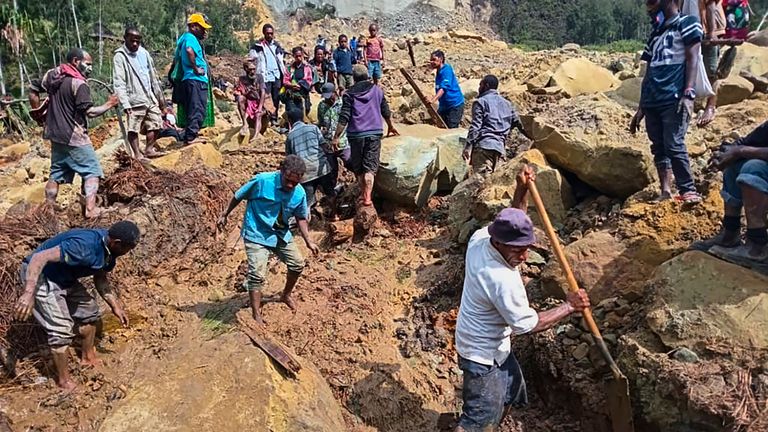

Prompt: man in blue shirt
xmin=217 ymin=155 xmax=320 ymax=325
xmin=175 ymin=13 xmax=211 ymax=145
xmin=630 ymin=0 xmax=703 ymax=204
xmin=13 ymin=221 xmax=140 ymax=391
xmin=429 ymin=50 xmax=465 ymax=128
xmin=333 ymin=34 xmax=356 ymax=92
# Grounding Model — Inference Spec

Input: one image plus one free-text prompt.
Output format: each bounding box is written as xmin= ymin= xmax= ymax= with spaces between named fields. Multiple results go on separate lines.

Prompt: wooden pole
xmin=70 ymin=0 xmax=82 ymax=48
xmin=399 ymin=67 xmax=447 ymax=129
xmin=406 ymin=39 xmax=416 ymax=67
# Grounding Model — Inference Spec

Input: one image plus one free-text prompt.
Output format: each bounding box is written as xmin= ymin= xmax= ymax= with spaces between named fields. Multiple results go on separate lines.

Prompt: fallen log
xmin=237 ymin=311 xmax=302 ymax=378
xmin=399 ymin=68 xmax=447 ymax=129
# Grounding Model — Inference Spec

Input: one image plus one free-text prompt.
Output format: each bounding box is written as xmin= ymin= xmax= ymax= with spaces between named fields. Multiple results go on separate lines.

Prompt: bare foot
xmin=251 ymin=312 xmax=266 ymax=326
xmin=144 ymin=149 xmax=168 ymax=159
xmin=281 ymin=295 xmax=297 ymax=312
xmin=697 ymin=107 xmax=716 ymax=127
xmin=239 ymin=124 xmax=249 ymax=137
xmin=80 ymin=356 xmax=102 ymax=369
xmin=56 ymin=378 xmax=78 ymax=392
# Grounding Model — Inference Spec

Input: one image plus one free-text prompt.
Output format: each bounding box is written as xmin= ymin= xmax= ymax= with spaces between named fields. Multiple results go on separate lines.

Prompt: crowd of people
xmin=14 ymin=1 xmax=768 ymax=431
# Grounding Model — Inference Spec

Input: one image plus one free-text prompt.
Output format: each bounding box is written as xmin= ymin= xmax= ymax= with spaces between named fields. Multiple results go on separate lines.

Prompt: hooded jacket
xmin=338 ymin=80 xmax=391 ymax=137
xmin=113 ymin=45 xmax=163 ymax=110
xmin=40 ymin=65 xmax=93 ymax=147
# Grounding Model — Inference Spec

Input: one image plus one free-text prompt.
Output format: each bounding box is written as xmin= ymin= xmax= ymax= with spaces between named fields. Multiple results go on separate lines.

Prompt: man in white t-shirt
xmin=454 ymin=166 xmax=591 ymax=432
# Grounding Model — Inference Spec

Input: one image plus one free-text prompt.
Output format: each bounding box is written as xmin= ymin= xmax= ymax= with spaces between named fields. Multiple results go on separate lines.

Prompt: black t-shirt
xmin=41 ymin=67 xmax=94 ymax=147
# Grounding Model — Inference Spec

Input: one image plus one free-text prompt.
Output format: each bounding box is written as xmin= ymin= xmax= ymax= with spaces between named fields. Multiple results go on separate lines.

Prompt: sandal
xmin=677 ymin=191 xmax=703 ymax=204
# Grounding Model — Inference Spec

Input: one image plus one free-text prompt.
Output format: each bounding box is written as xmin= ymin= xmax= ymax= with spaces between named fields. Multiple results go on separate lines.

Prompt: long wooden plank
xmin=399 ymin=67 xmax=448 ymax=129
xmin=237 ymin=312 xmax=302 ymax=378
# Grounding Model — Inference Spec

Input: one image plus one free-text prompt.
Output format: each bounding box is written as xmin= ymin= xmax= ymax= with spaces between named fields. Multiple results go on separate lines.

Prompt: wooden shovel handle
xmin=527 ymin=179 xmax=626 ymax=380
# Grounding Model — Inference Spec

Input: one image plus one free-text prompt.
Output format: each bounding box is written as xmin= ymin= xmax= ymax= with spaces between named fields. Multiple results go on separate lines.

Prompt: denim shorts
xmin=458 ymin=354 xmax=528 ymax=431
xmin=722 ymin=158 xmax=768 ymax=208
xmin=367 ymin=61 xmax=383 ymax=80
xmin=243 ymin=239 xmax=305 ymax=292
xmin=50 ymin=143 xmax=103 ymax=184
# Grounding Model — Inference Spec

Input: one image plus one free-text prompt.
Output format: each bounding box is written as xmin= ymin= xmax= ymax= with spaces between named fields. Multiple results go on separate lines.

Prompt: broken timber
xmin=237 ymin=312 xmax=302 ymax=378
xmin=399 ymin=68 xmax=448 ymax=129
xmin=406 ymin=39 xmax=416 ymax=67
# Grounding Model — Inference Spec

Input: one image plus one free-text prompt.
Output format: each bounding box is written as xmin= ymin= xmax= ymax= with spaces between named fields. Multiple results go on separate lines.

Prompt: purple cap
xmin=488 ymin=208 xmax=536 ymax=246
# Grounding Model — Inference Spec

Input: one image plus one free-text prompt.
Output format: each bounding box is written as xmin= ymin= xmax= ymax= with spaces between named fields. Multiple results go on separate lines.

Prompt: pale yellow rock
xmin=153 ymin=143 xmax=223 ymax=172
xmin=448 ymin=29 xmax=486 ymax=43
xmin=716 ymin=75 xmax=755 ymax=107
xmin=607 ymin=76 xmax=642 ymax=107
xmin=26 ymin=157 xmax=49 ymax=180
xmin=526 ymin=70 xmax=553 ymax=90
xmin=1 ymin=142 xmax=30 ymax=158
xmin=550 ymin=58 xmax=620 ymax=97
xmin=4 ymin=182 xmax=46 ymax=204
xmin=490 ymin=40 xmax=508 ymax=50
xmin=728 ymin=42 xmax=768 ymax=77
xmin=459 ymin=79 xmax=482 ymax=100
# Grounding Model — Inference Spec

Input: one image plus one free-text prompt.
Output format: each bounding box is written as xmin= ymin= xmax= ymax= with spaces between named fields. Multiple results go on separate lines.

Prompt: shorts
xmin=702 ymin=43 xmax=720 ymax=82
xmin=243 ymin=239 xmax=305 ymax=292
xmin=303 ymin=171 xmax=338 ymax=208
xmin=348 ymin=135 xmax=382 ymax=175
xmin=439 ymin=103 xmax=465 ymax=129
xmin=367 ymin=60 xmax=383 ymax=80
xmin=126 ymin=104 xmax=163 ymax=134
xmin=21 ymin=263 xmax=101 ymax=348
xmin=337 ymin=73 xmax=355 ymax=90
xmin=470 ymin=147 xmax=501 ymax=176
xmin=721 ymin=159 xmax=768 ymax=208
xmin=50 ymin=143 xmax=103 ymax=184
xmin=458 ymin=354 xmax=528 ymax=431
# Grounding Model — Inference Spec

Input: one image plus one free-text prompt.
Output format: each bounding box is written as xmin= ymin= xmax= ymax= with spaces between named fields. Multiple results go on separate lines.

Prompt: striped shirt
xmin=285 ymin=121 xmax=332 ymax=183
xmin=640 ymin=14 xmax=703 ymax=109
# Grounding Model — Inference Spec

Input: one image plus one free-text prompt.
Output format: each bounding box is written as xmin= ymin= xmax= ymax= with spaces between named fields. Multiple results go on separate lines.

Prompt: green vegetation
xmin=584 ymin=39 xmax=646 ymax=53
xmin=201 ymin=304 xmax=236 ymax=338
xmin=0 ymin=0 xmax=259 ymax=96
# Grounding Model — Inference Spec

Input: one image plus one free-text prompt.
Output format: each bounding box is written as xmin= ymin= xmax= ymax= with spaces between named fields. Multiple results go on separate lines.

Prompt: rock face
xmin=100 ymin=332 xmax=346 ymax=432
xmin=549 ymin=58 xmax=620 ymax=97
xmin=459 ymin=79 xmax=482 ymax=100
xmin=728 ymin=42 xmax=768 ymax=77
xmin=375 ymin=124 xmax=467 ymax=207
xmin=646 ymin=251 xmax=768 ymax=350
xmin=608 ymin=77 xmax=642 ymax=107
xmin=522 ymin=97 xmax=654 ymax=198
xmin=716 ymin=74 xmax=755 ymax=106
xmin=540 ymin=231 xmax=655 ymax=303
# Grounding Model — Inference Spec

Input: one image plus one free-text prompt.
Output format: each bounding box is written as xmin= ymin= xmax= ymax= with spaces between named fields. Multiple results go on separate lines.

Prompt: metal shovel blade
xmin=606 ymin=375 xmax=634 ymax=432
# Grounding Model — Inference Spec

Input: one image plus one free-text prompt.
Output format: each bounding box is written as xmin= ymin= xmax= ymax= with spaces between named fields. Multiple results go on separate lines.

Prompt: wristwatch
xmin=683 ymin=87 xmax=696 ymax=100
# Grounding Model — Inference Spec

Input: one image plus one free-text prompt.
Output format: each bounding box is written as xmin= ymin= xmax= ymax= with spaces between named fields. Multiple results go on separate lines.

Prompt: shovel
xmin=527 ymin=179 xmax=635 ymax=432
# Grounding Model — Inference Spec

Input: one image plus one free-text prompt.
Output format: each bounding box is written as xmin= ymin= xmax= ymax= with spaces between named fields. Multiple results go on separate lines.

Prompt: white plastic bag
xmin=693 ymin=47 xmax=715 ymax=99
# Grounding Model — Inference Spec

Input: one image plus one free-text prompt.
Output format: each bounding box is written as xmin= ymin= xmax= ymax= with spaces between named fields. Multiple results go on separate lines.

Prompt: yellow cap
xmin=188 ymin=13 xmax=212 ymax=29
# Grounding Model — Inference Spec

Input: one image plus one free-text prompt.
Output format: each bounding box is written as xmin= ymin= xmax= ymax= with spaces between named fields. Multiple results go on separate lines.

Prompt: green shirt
xmin=317 ymin=98 xmax=347 ymax=150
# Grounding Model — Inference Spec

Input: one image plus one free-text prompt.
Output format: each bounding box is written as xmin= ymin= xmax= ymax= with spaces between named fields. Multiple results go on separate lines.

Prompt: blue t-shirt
xmin=333 ymin=47 xmax=355 ymax=75
xmin=640 ymin=14 xmax=702 ymax=109
xmin=24 ymin=228 xmax=115 ymax=286
xmin=234 ymin=171 xmax=309 ymax=247
xmin=435 ymin=63 xmax=465 ymax=112
xmin=176 ymin=32 xmax=208 ymax=83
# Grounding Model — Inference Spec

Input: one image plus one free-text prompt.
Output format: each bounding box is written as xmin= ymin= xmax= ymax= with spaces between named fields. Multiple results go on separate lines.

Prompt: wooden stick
xmin=399 ymin=67 xmax=447 ymax=129
xmin=237 ymin=313 xmax=302 ymax=378
xmin=406 ymin=39 xmax=416 ymax=67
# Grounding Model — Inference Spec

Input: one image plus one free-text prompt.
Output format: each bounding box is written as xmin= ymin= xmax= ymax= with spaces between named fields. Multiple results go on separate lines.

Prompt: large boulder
xmin=748 ymin=29 xmax=768 ymax=47
xmin=540 ymin=231 xmax=656 ymax=303
xmin=459 ymin=79 xmax=482 ymax=100
xmin=375 ymin=124 xmax=468 ymax=207
xmin=646 ymin=251 xmax=768 ymax=350
xmin=607 ymin=77 xmax=642 ymax=107
xmin=474 ymin=149 xmax=574 ymax=225
xmin=716 ymin=74 xmax=754 ymax=106
xmin=522 ymin=96 xmax=654 ymax=198
xmin=448 ymin=29 xmax=487 ymax=42
xmin=728 ymin=42 xmax=768 ymax=77
xmin=550 ymin=58 xmax=621 ymax=97
xmin=99 ymin=331 xmax=346 ymax=431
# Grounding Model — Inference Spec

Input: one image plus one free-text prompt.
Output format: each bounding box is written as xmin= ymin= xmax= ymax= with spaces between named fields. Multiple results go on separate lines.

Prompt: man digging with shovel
xmin=454 ymin=165 xmax=591 ymax=431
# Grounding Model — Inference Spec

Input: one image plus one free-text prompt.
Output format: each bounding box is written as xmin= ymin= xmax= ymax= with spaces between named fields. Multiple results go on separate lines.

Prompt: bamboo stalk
xmin=70 ymin=0 xmax=81 ymax=48
xmin=0 ymin=54 xmax=6 ymax=96
xmin=98 ymin=0 xmax=103 ymax=73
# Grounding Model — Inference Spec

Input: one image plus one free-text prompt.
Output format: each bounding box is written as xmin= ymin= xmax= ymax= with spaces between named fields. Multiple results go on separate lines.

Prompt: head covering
xmin=352 ymin=64 xmax=369 ymax=81
xmin=188 ymin=13 xmax=212 ymax=29
xmin=488 ymin=208 xmax=536 ymax=247
xmin=321 ymin=82 xmax=336 ymax=99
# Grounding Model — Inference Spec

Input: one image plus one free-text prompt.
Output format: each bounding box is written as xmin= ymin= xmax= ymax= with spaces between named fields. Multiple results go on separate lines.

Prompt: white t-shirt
xmin=455 ymin=227 xmax=539 ymax=366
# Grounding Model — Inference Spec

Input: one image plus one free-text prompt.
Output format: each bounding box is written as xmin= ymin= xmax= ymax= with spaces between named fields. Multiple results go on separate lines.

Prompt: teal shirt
xmin=176 ymin=32 xmax=208 ymax=83
xmin=234 ymin=171 xmax=308 ymax=247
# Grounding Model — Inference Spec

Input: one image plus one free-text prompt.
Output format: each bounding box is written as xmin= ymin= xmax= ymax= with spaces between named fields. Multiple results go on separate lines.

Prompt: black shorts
xmin=439 ymin=103 xmax=465 ymax=129
xmin=348 ymin=135 xmax=382 ymax=175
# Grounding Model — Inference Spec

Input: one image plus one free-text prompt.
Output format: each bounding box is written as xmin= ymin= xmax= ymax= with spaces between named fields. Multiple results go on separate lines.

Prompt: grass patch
xmin=201 ymin=304 xmax=236 ymax=338
xmin=584 ymin=39 xmax=644 ymax=53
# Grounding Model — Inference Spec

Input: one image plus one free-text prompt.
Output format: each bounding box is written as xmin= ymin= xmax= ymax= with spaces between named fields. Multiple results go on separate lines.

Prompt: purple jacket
xmin=338 ymin=81 xmax=391 ymax=138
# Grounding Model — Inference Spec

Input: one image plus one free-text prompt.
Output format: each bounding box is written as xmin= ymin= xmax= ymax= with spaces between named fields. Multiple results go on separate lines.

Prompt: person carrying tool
xmin=113 ymin=26 xmax=167 ymax=161
xmin=428 ymin=50 xmax=464 ymax=129
xmin=28 ymin=48 xmax=119 ymax=219
xmin=13 ymin=221 xmax=140 ymax=391
xmin=454 ymin=165 xmax=591 ymax=432
xmin=217 ymin=155 xmax=319 ymax=325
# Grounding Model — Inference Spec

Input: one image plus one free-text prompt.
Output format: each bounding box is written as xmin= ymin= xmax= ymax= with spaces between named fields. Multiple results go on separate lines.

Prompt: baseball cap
xmin=321 ymin=82 xmax=336 ymax=98
xmin=487 ymin=208 xmax=536 ymax=247
xmin=188 ymin=13 xmax=212 ymax=29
